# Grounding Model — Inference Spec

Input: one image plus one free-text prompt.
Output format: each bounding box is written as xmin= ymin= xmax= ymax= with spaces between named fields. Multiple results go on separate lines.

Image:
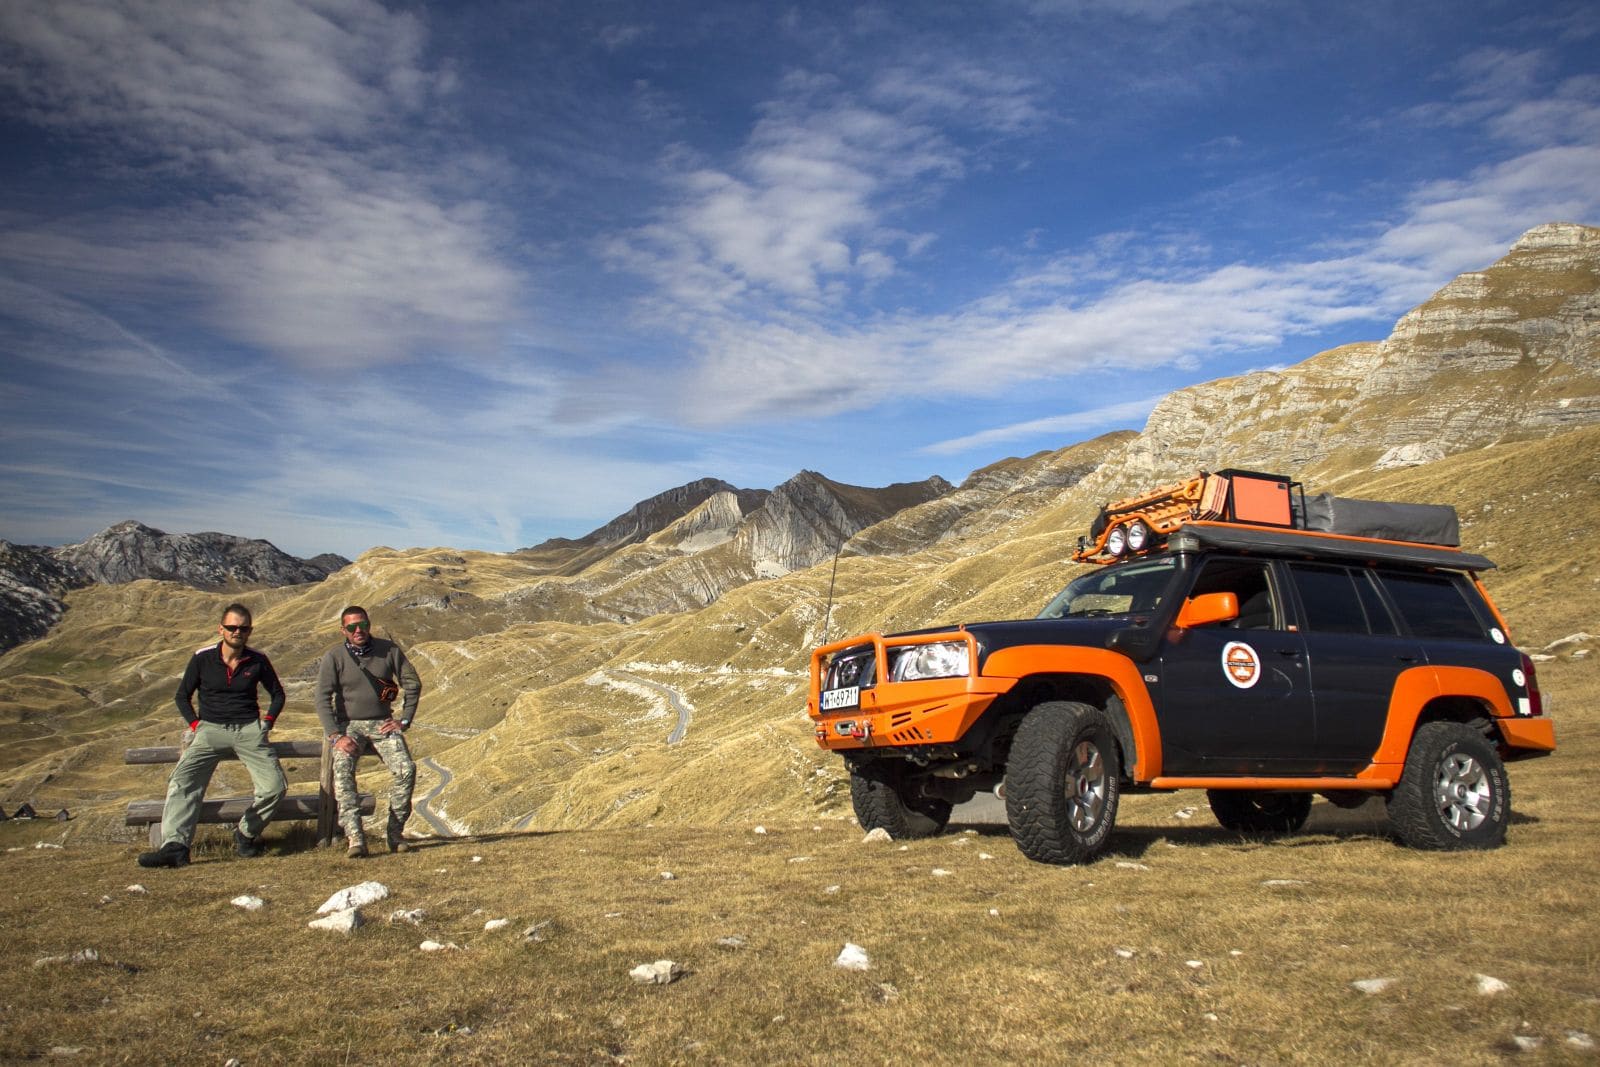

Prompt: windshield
xmin=1037 ymin=556 xmax=1179 ymax=619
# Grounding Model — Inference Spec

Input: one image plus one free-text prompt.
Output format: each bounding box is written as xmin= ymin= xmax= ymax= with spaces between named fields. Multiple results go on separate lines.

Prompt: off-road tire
xmin=849 ymin=762 xmax=952 ymax=839
xmin=1207 ymin=789 xmax=1313 ymax=833
xmin=1005 ymin=700 xmax=1122 ymax=865
xmin=1387 ymin=721 xmax=1509 ymax=850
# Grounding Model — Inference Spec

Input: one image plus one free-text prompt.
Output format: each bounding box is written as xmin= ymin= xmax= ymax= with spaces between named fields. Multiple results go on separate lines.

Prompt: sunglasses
xmin=221 ymin=624 xmax=252 ymax=634
xmin=344 ymin=620 xmax=371 ymax=633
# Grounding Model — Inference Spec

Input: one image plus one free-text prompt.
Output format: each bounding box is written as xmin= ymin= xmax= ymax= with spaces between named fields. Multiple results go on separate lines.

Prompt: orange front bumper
xmin=810 ymin=676 xmax=1014 ymax=750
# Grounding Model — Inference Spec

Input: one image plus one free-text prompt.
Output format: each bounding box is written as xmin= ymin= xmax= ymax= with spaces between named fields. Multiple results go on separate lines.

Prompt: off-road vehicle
xmin=807 ymin=470 xmax=1556 ymax=863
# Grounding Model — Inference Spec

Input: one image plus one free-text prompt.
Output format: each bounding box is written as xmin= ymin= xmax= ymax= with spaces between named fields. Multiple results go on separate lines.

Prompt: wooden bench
xmin=124 ymin=738 xmax=373 ymax=848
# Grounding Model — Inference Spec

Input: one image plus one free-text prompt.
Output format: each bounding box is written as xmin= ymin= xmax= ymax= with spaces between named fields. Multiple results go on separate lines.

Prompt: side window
xmin=1187 ymin=558 xmax=1278 ymax=629
xmin=1352 ymin=569 xmax=1399 ymax=636
xmin=1286 ymin=563 xmax=1374 ymax=635
xmin=1378 ymin=571 xmax=1488 ymax=640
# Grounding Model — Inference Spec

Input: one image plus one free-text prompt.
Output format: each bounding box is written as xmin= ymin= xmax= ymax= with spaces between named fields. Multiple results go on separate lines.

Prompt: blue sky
xmin=1 ymin=1 xmax=1596 ymax=560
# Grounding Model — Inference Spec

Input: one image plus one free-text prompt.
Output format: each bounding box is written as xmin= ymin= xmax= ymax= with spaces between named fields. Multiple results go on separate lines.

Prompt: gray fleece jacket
xmin=313 ymin=637 xmax=422 ymax=736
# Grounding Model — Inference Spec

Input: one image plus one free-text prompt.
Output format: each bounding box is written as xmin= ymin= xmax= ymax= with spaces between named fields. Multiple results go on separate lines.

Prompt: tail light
xmin=1517 ymin=653 xmax=1545 ymax=717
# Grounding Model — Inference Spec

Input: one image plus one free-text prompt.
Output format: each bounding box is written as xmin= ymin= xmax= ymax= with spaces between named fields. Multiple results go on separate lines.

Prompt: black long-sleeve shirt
xmin=174 ymin=643 xmax=286 ymax=726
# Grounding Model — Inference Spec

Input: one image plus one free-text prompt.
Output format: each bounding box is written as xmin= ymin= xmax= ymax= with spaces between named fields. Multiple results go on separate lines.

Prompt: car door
xmin=1154 ymin=556 xmax=1317 ymax=775
xmin=1281 ymin=562 xmax=1424 ymax=773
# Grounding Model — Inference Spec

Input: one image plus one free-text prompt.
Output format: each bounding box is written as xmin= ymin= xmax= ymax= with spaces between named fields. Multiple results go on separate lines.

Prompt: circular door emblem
xmin=1221 ymin=641 xmax=1261 ymax=689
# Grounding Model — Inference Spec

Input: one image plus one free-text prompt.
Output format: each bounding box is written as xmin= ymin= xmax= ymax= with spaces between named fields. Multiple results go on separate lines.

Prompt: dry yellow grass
xmin=1 ymin=659 xmax=1593 ymax=1065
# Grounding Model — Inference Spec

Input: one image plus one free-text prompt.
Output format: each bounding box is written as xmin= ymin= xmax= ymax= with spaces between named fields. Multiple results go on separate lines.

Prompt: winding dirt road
xmin=412 ymin=756 xmax=457 ymax=837
xmin=608 ymin=669 xmax=693 ymax=744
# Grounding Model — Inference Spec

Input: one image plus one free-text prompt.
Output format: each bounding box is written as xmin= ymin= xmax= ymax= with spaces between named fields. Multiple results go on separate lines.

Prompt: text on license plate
xmin=821 ymin=686 xmax=860 ymax=711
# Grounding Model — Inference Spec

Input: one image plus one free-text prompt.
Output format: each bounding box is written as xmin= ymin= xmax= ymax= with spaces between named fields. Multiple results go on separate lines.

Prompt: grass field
xmin=3 ymin=660 xmax=1593 ymax=1065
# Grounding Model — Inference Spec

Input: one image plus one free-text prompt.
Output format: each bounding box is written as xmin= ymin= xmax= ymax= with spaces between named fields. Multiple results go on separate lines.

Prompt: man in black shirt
xmin=137 ymin=603 xmax=287 ymax=868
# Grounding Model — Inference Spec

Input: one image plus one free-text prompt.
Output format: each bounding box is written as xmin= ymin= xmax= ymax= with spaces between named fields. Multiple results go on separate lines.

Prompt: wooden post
xmin=317 ymin=735 xmax=336 ymax=847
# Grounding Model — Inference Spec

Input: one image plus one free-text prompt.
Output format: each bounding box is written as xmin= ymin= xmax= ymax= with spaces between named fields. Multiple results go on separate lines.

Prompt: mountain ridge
xmin=1 ymin=221 xmax=1596 ymax=836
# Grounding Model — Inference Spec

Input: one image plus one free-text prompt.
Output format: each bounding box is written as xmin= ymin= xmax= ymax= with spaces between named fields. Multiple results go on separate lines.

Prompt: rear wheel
xmin=1005 ymin=701 xmax=1122 ymax=864
xmin=1387 ymin=721 xmax=1509 ymax=850
xmin=848 ymin=761 xmax=952 ymax=839
xmin=1207 ymin=789 xmax=1313 ymax=833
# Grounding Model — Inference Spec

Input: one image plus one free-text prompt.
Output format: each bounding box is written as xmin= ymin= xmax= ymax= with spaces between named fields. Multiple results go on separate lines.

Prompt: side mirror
xmin=1175 ymin=591 xmax=1239 ymax=629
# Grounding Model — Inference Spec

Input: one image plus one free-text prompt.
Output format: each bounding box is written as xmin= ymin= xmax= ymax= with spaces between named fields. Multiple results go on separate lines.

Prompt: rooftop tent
xmin=1299 ymin=494 xmax=1461 ymax=547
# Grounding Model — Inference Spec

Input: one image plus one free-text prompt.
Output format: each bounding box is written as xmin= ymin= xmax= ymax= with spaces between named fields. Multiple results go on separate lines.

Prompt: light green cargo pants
xmin=159 ymin=720 xmax=286 ymax=846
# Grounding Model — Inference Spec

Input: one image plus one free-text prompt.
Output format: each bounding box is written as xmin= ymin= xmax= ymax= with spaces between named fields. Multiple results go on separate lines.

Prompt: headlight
xmin=890 ymin=641 xmax=970 ymax=682
xmin=1125 ymin=518 xmax=1150 ymax=552
xmin=1105 ymin=524 xmax=1128 ymax=557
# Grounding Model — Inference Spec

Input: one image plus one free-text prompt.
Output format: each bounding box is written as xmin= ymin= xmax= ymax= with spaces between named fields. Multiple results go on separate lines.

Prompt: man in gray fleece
xmin=314 ymin=605 xmax=423 ymax=857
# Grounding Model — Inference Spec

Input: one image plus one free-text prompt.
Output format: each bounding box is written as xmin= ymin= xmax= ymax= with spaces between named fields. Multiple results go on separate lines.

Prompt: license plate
xmin=820 ymin=686 xmax=860 ymax=711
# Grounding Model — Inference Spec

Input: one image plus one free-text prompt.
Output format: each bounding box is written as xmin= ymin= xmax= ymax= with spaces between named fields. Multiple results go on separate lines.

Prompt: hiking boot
xmin=137 ymin=841 xmax=191 ymax=869
xmin=346 ymin=841 xmax=369 ymax=860
xmin=386 ymin=816 xmax=411 ymax=853
xmin=233 ymin=829 xmax=265 ymax=858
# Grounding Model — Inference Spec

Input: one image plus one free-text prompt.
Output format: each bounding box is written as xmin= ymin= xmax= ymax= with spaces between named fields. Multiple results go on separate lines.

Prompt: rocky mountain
xmin=1085 ymin=221 xmax=1600 ymax=500
xmin=1 ymin=221 xmax=1595 ymax=834
xmin=0 ymin=542 xmax=91 ymax=653
xmin=0 ymin=522 xmax=350 ymax=656
xmin=52 ymin=521 xmax=349 ymax=588
xmin=492 ymin=470 xmax=956 ymax=624
xmin=518 ymin=477 xmax=771 ymax=575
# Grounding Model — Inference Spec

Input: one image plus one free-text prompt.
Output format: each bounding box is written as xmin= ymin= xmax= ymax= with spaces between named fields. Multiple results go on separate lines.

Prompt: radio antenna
xmin=821 ymin=541 xmax=844 ymax=645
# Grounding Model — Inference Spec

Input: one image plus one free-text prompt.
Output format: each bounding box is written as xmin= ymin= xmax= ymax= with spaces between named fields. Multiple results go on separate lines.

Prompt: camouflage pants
xmin=332 ymin=718 xmax=415 ymax=844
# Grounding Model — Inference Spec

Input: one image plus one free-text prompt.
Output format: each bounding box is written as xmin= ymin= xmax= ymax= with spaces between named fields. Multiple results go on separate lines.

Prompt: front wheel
xmin=1387 ymin=721 xmax=1509 ymax=850
xmin=849 ymin=761 xmax=952 ymax=839
xmin=1207 ymin=789 xmax=1312 ymax=833
xmin=1005 ymin=701 xmax=1122 ymax=865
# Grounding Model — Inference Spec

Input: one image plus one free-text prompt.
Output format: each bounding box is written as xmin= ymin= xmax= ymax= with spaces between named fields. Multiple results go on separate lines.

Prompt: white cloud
xmin=0 ymin=0 xmax=524 ymax=367
xmin=608 ymin=60 xmax=1046 ymax=314
xmin=920 ymin=396 xmax=1162 ymax=455
xmin=637 ymin=47 xmax=1600 ymax=429
xmin=0 ymin=0 xmax=437 ymax=149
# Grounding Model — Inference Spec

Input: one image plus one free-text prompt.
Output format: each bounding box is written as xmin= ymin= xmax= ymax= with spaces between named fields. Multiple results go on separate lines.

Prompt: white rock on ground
xmin=1352 ymin=978 xmax=1397 ymax=995
xmin=33 ymin=949 xmax=101 ymax=969
xmin=629 ymin=960 xmax=684 ymax=984
xmin=308 ymin=908 xmax=363 ymax=934
xmin=862 ymin=828 xmax=892 ymax=843
xmin=317 ymin=881 xmax=389 ymax=914
xmin=420 ymin=940 xmax=461 ymax=952
xmin=484 ymin=918 xmax=509 ymax=932
xmin=1476 ymin=974 xmax=1509 ymax=996
xmin=230 ymin=895 xmax=264 ymax=911
xmin=126 ymin=885 xmax=147 ymax=894
xmin=834 ymin=943 xmax=871 ymax=971
xmin=1511 ymin=1035 xmax=1543 ymax=1052
xmin=1115 ymin=861 xmax=1150 ymax=871
xmin=389 ymin=908 xmax=427 ymax=925
xmin=1566 ymin=1031 xmax=1596 ymax=1050
xmin=931 ymin=868 xmax=953 ymax=877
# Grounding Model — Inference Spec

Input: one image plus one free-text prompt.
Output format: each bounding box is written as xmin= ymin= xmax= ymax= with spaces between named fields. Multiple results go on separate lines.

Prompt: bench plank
xmin=124 ymin=793 xmax=374 ymax=826
xmin=125 ymin=739 xmax=325 ymax=764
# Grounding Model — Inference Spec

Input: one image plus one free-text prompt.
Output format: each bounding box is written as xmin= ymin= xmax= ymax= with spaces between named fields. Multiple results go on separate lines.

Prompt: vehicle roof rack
xmin=1074 ymin=469 xmax=1472 ymax=567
